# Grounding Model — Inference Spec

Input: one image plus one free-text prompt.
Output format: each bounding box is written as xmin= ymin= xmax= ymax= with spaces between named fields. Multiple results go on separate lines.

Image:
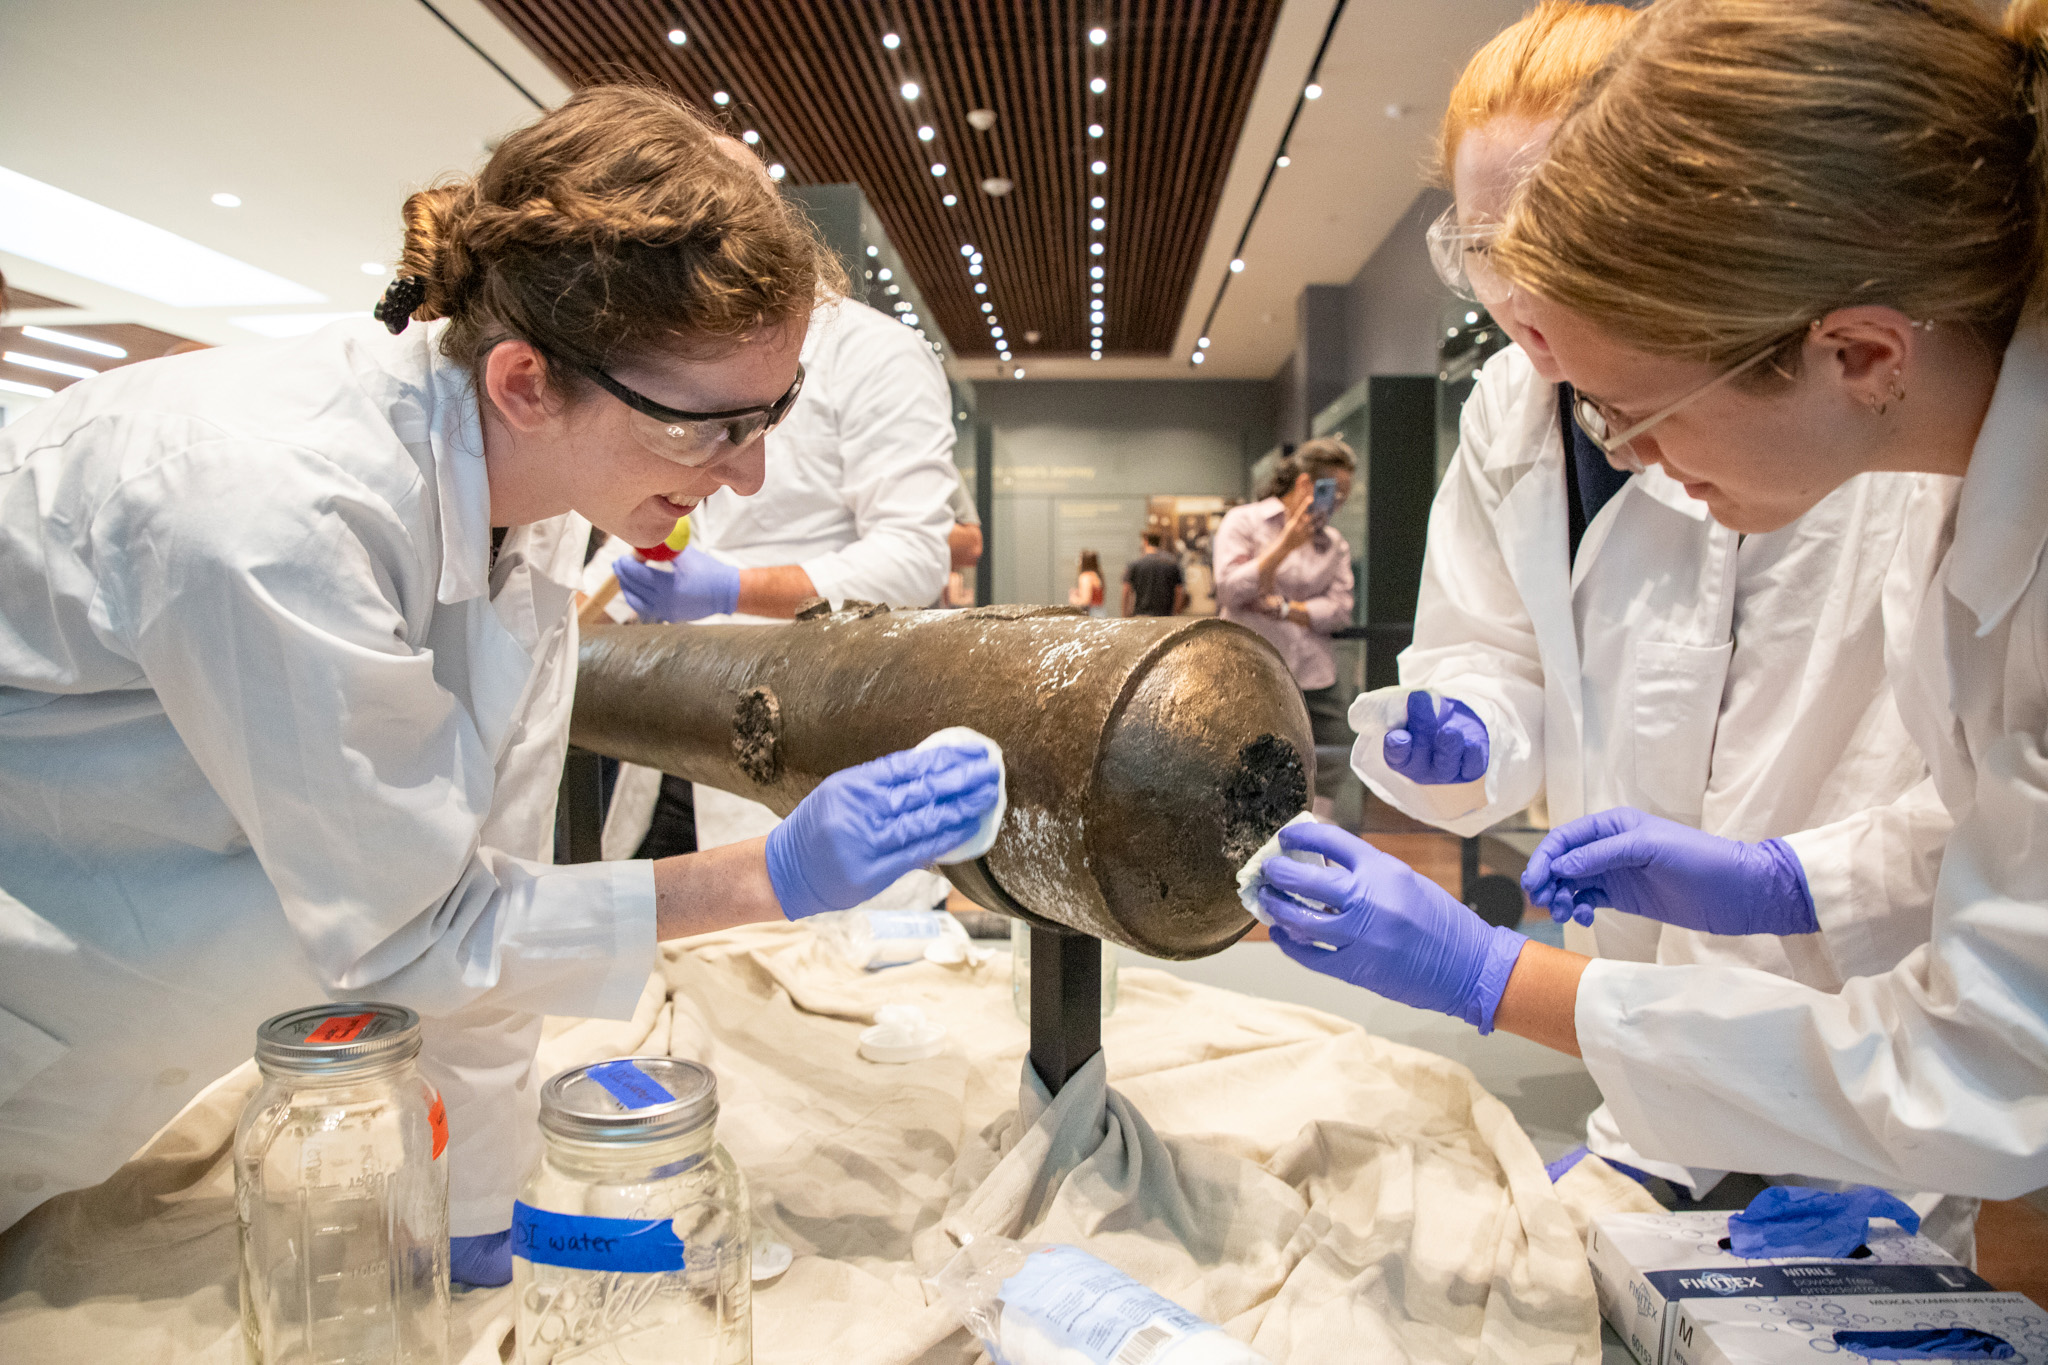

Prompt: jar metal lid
xmin=540 ymin=1057 xmax=718 ymax=1144
xmin=254 ymin=1001 xmax=421 ymax=1078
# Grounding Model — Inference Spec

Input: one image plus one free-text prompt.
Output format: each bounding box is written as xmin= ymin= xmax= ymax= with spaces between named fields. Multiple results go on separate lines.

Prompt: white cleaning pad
xmin=916 ymin=726 xmax=1008 ymax=865
xmin=1235 ymin=811 xmax=1327 ymax=926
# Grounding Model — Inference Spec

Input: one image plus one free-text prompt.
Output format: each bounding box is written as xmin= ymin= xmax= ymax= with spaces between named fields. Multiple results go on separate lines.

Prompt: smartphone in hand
xmin=1310 ymin=477 xmax=1338 ymax=522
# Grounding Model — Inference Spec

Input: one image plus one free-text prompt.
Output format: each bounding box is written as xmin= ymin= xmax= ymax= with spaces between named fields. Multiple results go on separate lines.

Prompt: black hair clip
xmin=373 ymin=275 xmax=428 ymax=334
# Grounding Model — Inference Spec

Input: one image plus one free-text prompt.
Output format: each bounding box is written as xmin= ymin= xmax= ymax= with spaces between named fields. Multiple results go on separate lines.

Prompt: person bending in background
xmin=944 ymin=471 xmax=982 ymax=606
xmin=1067 ymin=549 xmax=1106 ymax=615
xmin=591 ymin=281 xmax=959 ymax=861
xmin=1122 ymin=531 xmax=1187 ymax=617
xmin=1213 ymin=438 xmax=1357 ymax=817
xmin=1335 ymin=0 xmax=1962 ymax=1240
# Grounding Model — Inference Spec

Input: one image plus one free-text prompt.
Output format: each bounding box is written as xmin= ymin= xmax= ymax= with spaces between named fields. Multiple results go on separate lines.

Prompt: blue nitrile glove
xmin=1832 ymin=1328 xmax=2016 ymax=1361
xmin=613 ymin=547 xmax=742 ymax=622
xmin=1520 ymin=807 xmax=1818 ymax=934
xmin=1259 ymin=822 xmax=1527 ymax=1033
xmin=451 ymin=1229 xmax=512 ymax=1287
xmin=1383 ymin=690 xmax=1490 ymax=784
xmin=1726 ymin=1185 xmax=1920 ymax=1259
xmin=766 ymin=746 xmax=1002 ymax=921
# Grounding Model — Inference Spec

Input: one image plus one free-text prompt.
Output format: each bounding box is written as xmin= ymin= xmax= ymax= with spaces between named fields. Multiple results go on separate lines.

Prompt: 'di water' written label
xmin=512 ymin=1202 xmax=688 ymax=1273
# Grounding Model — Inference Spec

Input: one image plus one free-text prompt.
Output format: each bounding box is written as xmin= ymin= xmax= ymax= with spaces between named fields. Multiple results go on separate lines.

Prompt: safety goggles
xmin=579 ymin=362 xmax=805 ymax=467
xmin=1570 ymin=334 xmax=1794 ymax=474
xmin=1426 ymin=205 xmax=1512 ymax=307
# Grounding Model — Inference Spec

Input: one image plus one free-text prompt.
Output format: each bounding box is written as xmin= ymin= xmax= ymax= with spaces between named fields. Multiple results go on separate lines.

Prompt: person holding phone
xmin=1213 ymin=438 xmax=1358 ymax=814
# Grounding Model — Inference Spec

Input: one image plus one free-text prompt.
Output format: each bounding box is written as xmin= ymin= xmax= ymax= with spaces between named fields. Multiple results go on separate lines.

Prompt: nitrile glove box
xmin=1671 ymin=1292 xmax=2048 ymax=1364
xmin=1589 ymin=1210 xmax=1975 ymax=1365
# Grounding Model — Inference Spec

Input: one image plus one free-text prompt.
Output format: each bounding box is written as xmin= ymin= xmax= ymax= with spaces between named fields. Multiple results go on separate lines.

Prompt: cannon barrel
xmin=570 ymin=603 xmax=1314 ymax=959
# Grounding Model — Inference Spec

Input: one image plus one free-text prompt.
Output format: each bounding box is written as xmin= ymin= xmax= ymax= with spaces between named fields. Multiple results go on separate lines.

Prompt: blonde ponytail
xmin=1494 ymin=0 xmax=2047 ymax=369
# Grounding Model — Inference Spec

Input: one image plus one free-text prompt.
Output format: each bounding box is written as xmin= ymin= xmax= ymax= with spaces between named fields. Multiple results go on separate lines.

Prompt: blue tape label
xmin=512 ymin=1202 xmax=687 ymax=1273
xmin=586 ymin=1060 xmax=673 ymax=1110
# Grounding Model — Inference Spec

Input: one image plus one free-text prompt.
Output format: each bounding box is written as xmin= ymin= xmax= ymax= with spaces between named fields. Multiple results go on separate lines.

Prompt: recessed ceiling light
xmin=981 ymin=303 xmax=994 ymax=313
xmin=742 ymin=130 xmax=760 ymax=144
xmin=211 ymin=192 xmax=241 ymax=208
xmin=882 ymin=32 xmax=900 ymax=49
xmin=1088 ymin=27 xmax=1108 ymax=45
xmin=931 ymin=163 xmax=946 ymax=177
xmin=1089 ymin=243 xmax=1103 ymax=255
xmin=968 ymin=264 xmax=981 ymax=276
xmin=1304 ymin=83 xmax=1322 ymax=100
xmin=974 ymin=282 xmax=986 ymax=294
xmin=21 ymin=326 xmax=125 ymax=358
xmin=1091 ymin=283 xmax=1103 ymax=294
xmin=866 ymin=245 xmax=879 ymax=256
xmin=713 ymin=91 xmax=731 ymax=106
xmin=966 ymin=108 xmax=997 ymax=131
xmin=960 ymin=244 xmax=976 ymax=257
xmin=1191 ymin=352 xmax=1205 ymax=365
xmin=1276 ymin=155 xmax=1291 ymax=168
xmin=1088 ymin=123 xmax=1104 ymax=138
xmin=0 ymin=378 xmax=54 ymax=397
xmin=918 ymin=125 xmax=935 ymax=141
xmin=1090 ymin=266 xmax=1104 ymax=279
xmin=1198 ymin=336 xmax=1210 ymax=348
xmin=992 ymin=327 xmax=1003 ymax=337
xmin=980 ymin=176 xmax=1014 ymax=196
xmin=1091 ymin=195 xmax=1105 ymax=210
xmin=0 ymin=166 xmax=323 ymax=308
xmin=878 ymin=268 xmax=893 ymax=281
xmin=1090 ymin=217 xmax=1104 ymax=231
xmin=228 ymin=312 xmax=370 ymax=338
xmin=769 ymin=164 xmax=786 ymax=181
xmin=667 ymin=28 xmax=687 ymax=45
xmin=1466 ymin=311 xmax=1480 ymax=324
xmin=1229 ymin=258 xmax=1244 ymax=273
xmin=901 ymin=81 xmax=920 ymax=101
xmin=1090 ymin=160 xmax=1107 ymax=175
xmin=5 ymin=350 xmax=96 ymax=380
xmin=1090 ymin=77 xmax=1107 ymax=94
xmin=942 ymin=193 xmax=958 ymax=206
xmin=360 ymin=262 xmax=386 ymax=275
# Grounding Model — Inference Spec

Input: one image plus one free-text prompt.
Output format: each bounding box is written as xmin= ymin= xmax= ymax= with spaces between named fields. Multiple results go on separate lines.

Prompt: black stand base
xmin=1028 ymin=926 xmax=1102 ymax=1095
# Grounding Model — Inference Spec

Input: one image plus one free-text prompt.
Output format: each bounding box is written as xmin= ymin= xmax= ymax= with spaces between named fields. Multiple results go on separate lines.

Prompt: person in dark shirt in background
xmin=1123 ymin=531 xmax=1187 ymax=617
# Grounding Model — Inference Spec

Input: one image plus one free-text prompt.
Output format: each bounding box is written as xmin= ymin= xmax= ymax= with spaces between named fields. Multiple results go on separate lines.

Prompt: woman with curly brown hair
xmin=0 ymin=87 xmax=998 ymax=1282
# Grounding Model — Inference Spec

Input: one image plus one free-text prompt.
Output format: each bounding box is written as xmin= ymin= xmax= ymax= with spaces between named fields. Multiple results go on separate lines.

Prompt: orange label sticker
xmin=429 ymin=1094 xmax=448 ymax=1161
xmin=306 ymin=1013 xmax=375 ymax=1044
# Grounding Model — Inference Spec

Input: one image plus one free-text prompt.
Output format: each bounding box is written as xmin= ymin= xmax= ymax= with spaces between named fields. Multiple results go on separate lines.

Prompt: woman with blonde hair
xmin=1259 ymin=0 xmax=2048 ymax=1202
xmin=1334 ymin=1 xmax=1959 ymax=1219
xmin=0 ymin=86 xmax=999 ymax=1282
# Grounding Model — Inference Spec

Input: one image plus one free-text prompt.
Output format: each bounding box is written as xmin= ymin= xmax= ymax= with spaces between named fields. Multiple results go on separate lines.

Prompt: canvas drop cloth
xmin=0 ymin=921 xmax=1630 ymax=1363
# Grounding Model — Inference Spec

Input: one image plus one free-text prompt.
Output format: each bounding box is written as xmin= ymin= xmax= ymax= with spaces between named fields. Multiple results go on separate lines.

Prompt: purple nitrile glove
xmin=1383 ymin=690 xmax=1489 ymax=784
xmin=1519 ymin=807 xmax=1819 ymax=935
xmin=1259 ymin=822 xmax=1527 ymax=1034
xmin=451 ymin=1229 xmax=512 ymax=1287
xmin=613 ymin=546 xmax=742 ymax=622
xmin=766 ymin=746 xmax=1002 ymax=921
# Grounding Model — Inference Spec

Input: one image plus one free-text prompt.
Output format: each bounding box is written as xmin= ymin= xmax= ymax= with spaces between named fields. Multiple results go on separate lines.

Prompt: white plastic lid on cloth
xmin=859 ymin=1004 xmax=947 ymax=1063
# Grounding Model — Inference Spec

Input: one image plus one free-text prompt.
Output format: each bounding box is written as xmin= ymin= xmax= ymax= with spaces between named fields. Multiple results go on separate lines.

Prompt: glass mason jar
xmin=236 ymin=1001 xmax=450 ymax=1365
xmin=514 ymin=1057 xmax=751 ymax=1365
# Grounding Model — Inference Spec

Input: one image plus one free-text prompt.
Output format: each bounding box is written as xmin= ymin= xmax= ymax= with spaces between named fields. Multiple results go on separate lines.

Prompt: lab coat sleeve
xmin=1779 ymin=775 xmax=1951 ymax=983
xmin=1348 ymin=373 xmax=1545 ymax=836
xmin=1577 ymin=725 xmax=2048 ymax=1198
xmin=92 ymin=441 xmax=655 ymax=1023
xmin=1211 ymin=508 xmax=1269 ymax=610
xmin=794 ymin=321 xmax=956 ymax=609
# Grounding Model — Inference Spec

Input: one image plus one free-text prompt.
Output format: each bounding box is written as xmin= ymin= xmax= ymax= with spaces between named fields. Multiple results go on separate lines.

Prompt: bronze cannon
xmin=570 ymin=603 xmax=1314 ymax=959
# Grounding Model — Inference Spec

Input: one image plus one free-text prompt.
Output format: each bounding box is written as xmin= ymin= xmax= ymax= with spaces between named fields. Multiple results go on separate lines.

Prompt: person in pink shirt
xmin=1214 ymin=437 xmax=1358 ymax=814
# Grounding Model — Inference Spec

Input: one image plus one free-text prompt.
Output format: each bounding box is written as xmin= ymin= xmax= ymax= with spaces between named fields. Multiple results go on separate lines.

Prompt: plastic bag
xmin=812 ymin=908 xmax=970 ymax=969
xmin=929 ymin=1235 xmax=1271 ymax=1365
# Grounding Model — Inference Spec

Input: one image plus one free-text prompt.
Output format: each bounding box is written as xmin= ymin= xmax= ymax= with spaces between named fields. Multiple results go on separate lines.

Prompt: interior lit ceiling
xmin=0 ymin=290 xmax=206 ymax=399
xmin=479 ymin=0 xmax=1282 ymax=367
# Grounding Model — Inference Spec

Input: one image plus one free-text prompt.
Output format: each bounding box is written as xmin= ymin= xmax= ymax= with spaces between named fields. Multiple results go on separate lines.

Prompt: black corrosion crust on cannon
xmin=1221 ymin=734 xmax=1308 ymax=866
xmin=733 ymin=686 xmax=782 ymax=785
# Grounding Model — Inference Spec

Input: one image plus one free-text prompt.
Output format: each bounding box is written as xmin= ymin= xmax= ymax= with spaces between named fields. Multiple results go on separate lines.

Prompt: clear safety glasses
xmin=580 ymin=362 xmax=806 ymax=467
xmin=1571 ymin=334 xmax=1795 ymax=474
xmin=1425 ymin=205 xmax=1513 ymax=307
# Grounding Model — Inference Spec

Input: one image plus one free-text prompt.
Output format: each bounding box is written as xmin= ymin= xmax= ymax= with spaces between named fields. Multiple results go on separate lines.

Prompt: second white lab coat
xmin=1576 ymin=327 xmax=2048 ymax=1200
xmin=1348 ymin=346 xmax=1954 ymax=1190
xmin=0 ymin=321 xmax=656 ymax=1233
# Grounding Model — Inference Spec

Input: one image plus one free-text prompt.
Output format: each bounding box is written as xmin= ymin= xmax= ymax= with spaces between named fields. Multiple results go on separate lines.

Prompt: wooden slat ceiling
xmin=477 ymin=0 xmax=1282 ymax=360
xmin=0 ymin=321 xmax=208 ymax=398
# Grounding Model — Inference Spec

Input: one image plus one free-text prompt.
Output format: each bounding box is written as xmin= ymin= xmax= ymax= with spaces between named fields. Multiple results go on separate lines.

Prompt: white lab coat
xmin=0 ymin=320 xmax=655 ymax=1234
xmin=1574 ymin=326 xmax=2048 ymax=1200
xmin=1348 ymin=346 xmax=1954 ymax=1190
xmin=598 ymin=297 xmax=959 ymax=860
